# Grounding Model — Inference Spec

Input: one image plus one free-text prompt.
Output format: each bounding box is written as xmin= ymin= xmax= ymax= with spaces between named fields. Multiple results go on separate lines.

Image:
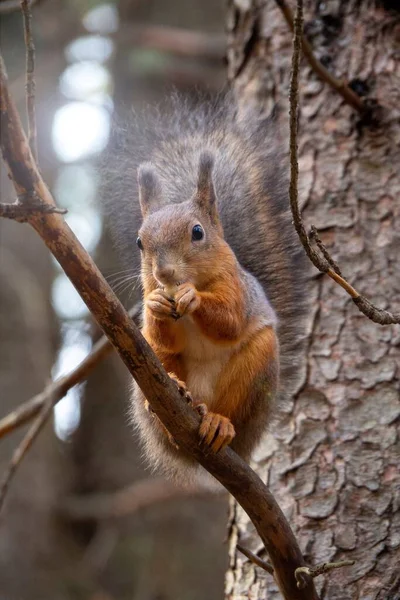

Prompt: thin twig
xmin=275 ymin=0 xmax=366 ymax=114
xmin=0 ymin=0 xmax=38 ymax=13
xmin=295 ymin=560 xmax=355 ymax=590
xmin=0 ymin=392 xmax=54 ymax=512
xmin=288 ymin=0 xmax=400 ymax=326
xmin=60 ymin=478 xmax=216 ymax=520
xmin=309 ymin=226 xmax=342 ymax=276
xmin=0 ymin=52 xmax=318 ymax=600
xmin=237 ymin=543 xmax=274 ymax=575
xmin=0 ymin=197 xmax=67 ymax=222
xmin=0 ymin=304 xmax=141 ymax=440
xmin=289 ymin=0 xmax=321 ymax=268
xmin=20 ymin=0 xmax=38 ymax=161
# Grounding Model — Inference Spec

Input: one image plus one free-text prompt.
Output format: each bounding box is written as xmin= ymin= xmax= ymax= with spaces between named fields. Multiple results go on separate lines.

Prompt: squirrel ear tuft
xmin=138 ymin=162 xmax=163 ymax=218
xmin=194 ymin=151 xmax=219 ymax=226
xmin=197 ymin=151 xmax=214 ymax=193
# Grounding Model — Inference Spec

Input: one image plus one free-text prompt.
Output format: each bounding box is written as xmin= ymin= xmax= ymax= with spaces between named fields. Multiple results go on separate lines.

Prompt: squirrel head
xmin=136 ymin=152 xmax=233 ymax=293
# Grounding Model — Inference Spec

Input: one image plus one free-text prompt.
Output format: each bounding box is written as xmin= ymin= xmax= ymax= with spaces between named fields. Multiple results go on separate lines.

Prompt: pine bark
xmin=225 ymin=1 xmax=400 ymax=599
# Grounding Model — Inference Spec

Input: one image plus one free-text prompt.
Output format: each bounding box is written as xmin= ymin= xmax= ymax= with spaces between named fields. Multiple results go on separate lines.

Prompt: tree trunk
xmin=225 ymin=1 xmax=400 ymax=599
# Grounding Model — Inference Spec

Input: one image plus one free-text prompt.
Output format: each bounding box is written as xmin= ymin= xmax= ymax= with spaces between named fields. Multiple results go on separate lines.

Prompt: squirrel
xmin=105 ymin=92 xmax=308 ymax=485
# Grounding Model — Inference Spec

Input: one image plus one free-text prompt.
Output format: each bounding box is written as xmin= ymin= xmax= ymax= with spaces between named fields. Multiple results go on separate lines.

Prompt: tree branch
xmin=20 ymin=0 xmax=38 ymax=161
xmin=275 ymin=0 xmax=366 ymax=114
xmin=309 ymin=225 xmax=342 ymax=276
xmin=0 ymin=52 xmax=318 ymax=600
xmin=60 ymin=478 xmax=216 ymax=520
xmin=295 ymin=560 xmax=355 ymax=590
xmin=0 ymin=391 xmax=54 ymax=511
xmin=237 ymin=543 xmax=274 ymax=576
xmin=0 ymin=303 xmax=138 ymax=510
xmin=288 ymin=0 xmax=400 ymax=326
xmin=0 ymin=0 xmax=38 ymax=14
xmin=0 ymin=195 xmax=67 ymax=222
xmin=0 ymin=304 xmax=141 ymax=439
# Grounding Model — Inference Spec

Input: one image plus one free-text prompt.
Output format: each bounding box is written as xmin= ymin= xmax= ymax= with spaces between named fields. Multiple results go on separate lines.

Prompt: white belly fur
xmin=181 ymin=316 xmax=238 ymax=405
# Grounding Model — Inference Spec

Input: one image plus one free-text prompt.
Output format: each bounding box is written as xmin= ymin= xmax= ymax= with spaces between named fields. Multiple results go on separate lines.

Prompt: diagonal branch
xmin=0 ymin=52 xmax=318 ymax=600
xmin=288 ymin=0 xmax=400 ymax=326
xmin=0 ymin=304 xmax=141 ymax=439
xmin=60 ymin=477 xmax=215 ymax=520
xmin=309 ymin=225 xmax=342 ymax=276
xmin=0 ymin=303 xmax=137 ymax=509
xmin=237 ymin=543 xmax=274 ymax=575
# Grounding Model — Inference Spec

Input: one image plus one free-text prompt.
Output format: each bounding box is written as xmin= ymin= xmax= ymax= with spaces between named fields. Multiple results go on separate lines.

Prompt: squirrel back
xmin=104 ymin=91 xmax=309 ymax=415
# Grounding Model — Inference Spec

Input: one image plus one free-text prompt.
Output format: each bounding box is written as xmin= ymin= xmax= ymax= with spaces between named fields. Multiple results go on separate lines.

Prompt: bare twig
xmin=0 ymin=195 xmax=67 ymax=222
xmin=0 ymin=392 xmax=54 ymax=511
xmin=275 ymin=0 xmax=366 ymax=114
xmin=0 ymin=0 xmax=38 ymax=14
xmin=237 ymin=543 xmax=274 ymax=575
xmin=309 ymin=226 xmax=342 ymax=276
xmin=0 ymin=52 xmax=318 ymax=600
xmin=288 ymin=0 xmax=400 ymax=326
xmin=60 ymin=478 xmax=216 ymax=520
xmin=295 ymin=560 xmax=355 ymax=590
xmin=0 ymin=304 xmax=141 ymax=439
xmin=20 ymin=0 xmax=38 ymax=161
xmin=0 ymin=303 xmax=139 ymax=511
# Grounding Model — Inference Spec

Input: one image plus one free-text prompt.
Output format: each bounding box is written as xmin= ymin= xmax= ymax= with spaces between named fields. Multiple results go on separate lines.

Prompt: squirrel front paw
xmin=174 ymin=283 xmax=200 ymax=318
xmin=197 ymin=404 xmax=236 ymax=453
xmin=146 ymin=289 xmax=178 ymax=320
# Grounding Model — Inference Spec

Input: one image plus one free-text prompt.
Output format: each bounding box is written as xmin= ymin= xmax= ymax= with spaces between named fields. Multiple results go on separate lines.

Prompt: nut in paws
xmin=146 ymin=288 xmax=177 ymax=320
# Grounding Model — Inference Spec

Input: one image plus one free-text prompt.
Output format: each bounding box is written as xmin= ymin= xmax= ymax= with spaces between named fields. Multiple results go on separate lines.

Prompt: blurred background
xmin=0 ymin=1 xmax=230 ymax=599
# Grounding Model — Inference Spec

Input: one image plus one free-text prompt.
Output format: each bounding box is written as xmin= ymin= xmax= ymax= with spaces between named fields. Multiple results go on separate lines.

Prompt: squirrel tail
xmin=227 ymin=96 xmax=310 ymax=407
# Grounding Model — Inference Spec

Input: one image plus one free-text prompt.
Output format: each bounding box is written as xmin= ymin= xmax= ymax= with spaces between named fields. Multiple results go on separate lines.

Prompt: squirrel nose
xmin=154 ymin=264 xmax=175 ymax=284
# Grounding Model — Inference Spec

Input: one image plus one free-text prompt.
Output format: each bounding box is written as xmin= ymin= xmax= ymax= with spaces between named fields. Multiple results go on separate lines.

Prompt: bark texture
xmin=226 ymin=1 xmax=400 ymax=599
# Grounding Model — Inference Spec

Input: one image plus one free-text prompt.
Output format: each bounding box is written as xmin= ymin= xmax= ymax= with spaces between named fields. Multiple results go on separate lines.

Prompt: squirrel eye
xmin=191 ymin=224 xmax=204 ymax=241
xmin=136 ymin=237 xmax=143 ymax=251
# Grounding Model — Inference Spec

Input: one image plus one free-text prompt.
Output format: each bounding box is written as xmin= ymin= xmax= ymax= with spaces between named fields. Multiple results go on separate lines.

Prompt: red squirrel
xmin=107 ymin=94 xmax=308 ymax=484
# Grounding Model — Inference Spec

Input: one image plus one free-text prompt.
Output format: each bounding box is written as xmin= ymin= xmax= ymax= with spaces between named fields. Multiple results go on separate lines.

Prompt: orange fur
xmin=194 ymin=275 xmax=246 ymax=343
xmin=212 ymin=326 xmax=278 ymax=422
xmin=143 ymin=311 xmax=186 ymax=355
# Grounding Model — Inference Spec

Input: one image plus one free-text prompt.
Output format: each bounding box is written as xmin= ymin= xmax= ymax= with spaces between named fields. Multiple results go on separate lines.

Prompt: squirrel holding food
xmin=107 ymin=94 xmax=308 ymax=484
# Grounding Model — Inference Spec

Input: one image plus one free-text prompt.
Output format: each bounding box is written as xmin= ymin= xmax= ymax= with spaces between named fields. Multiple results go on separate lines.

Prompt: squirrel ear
xmin=138 ymin=162 xmax=163 ymax=218
xmin=194 ymin=151 xmax=220 ymax=226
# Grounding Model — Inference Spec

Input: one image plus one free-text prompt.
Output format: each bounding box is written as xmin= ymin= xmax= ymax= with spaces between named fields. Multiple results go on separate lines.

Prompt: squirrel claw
xmin=198 ymin=411 xmax=236 ymax=453
xmin=195 ymin=403 xmax=208 ymax=417
xmin=168 ymin=372 xmax=193 ymax=404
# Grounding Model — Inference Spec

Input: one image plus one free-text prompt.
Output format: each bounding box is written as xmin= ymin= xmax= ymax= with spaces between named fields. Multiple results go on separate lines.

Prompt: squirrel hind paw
xmin=198 ymin=412 xmax=236 ymax=453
